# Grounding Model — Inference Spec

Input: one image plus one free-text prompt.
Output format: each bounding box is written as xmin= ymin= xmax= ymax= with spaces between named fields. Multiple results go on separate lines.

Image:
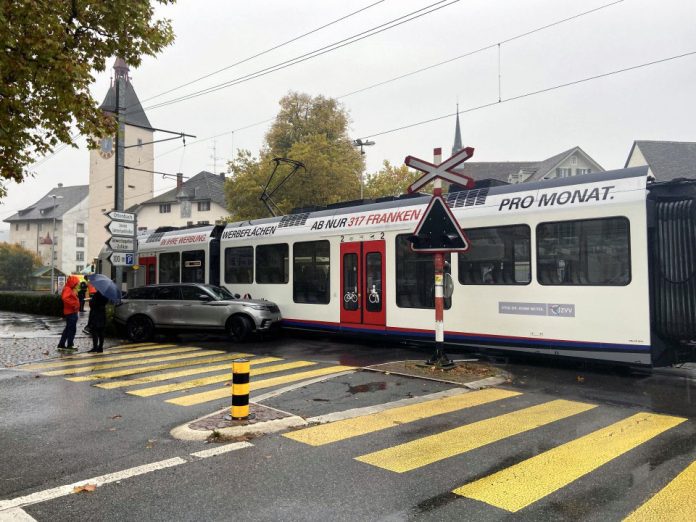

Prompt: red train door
xmin=139 ymin=256 xmax=157 ymax=285
xmin=340 ymin=240 xmax=386 ymax=328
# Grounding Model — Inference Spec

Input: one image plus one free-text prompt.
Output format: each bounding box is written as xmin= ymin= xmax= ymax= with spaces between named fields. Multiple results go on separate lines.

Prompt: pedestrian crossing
xmin=284 ymin=388 xmax=693 ymax=518
xmin=18 ymin=343 xmax=353 ymax=408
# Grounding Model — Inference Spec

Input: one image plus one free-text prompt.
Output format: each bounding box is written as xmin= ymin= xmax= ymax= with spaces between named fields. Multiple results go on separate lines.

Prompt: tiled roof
xmin=132 ymin=171 xmax=227 ymax=208
xmin=3 ymin=185 xmax=89 ymax=223
xmin=100 ymin=80 xmax=153 ymax=130
xmin=626 ymin=141 xmax=696 ymax=181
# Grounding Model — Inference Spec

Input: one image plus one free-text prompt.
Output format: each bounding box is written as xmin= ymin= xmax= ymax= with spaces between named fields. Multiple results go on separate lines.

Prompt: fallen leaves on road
xmin=73 ymin=484 xmax=97 ymax=494
xmin=576 ymin=375 xmax=585 ymax=383
xmin=110 ymin=415 xmax=122 ymax=420
xmin=42 ymin=351 xmax=49 ymax=355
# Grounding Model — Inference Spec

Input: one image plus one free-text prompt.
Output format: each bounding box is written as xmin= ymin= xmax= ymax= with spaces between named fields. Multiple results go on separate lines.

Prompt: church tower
xmin=452 ymin=104 xmax=462 ymax=156
xmin=87 ymin=59 xmax=155 ymax=263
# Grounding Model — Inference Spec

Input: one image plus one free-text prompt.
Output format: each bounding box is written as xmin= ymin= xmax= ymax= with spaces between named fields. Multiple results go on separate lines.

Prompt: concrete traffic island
xmin=364 ymin=360 xmax=510 ymax=390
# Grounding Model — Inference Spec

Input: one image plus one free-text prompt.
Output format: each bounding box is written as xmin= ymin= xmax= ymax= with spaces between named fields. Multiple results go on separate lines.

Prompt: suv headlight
xmin=243 ymin=304 xmax=271 ymax=311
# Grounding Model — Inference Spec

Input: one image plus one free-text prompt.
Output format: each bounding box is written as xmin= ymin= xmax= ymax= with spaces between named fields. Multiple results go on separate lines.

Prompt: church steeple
xmin=452 ymin=104 xmax=462 ymax=156
xmin=113 ymin=57 xmax=130 ymax=82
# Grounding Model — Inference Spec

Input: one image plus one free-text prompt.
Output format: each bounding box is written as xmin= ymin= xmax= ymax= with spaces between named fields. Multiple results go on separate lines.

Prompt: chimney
xmin=176 ymin=173 xmax=183 ymax=188
xmin=219 ymin=172 xmax=226 ymax=180
xmin=57 ymin=183 xmax=63 ymax=188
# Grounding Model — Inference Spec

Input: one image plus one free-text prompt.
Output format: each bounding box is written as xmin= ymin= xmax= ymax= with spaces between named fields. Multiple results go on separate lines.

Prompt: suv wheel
xmin=127 ymin=315 xmax=154 ymax=342
xmin=227 ymin=315 xmax=252 ymax=342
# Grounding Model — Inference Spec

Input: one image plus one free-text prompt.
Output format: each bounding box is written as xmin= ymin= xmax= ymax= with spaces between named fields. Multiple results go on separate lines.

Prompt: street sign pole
xmin=113 ymin=73 xmax=126 ymax=293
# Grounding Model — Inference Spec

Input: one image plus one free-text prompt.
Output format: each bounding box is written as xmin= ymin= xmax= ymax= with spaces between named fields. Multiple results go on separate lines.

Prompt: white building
xmin=3 ymin=184 xmax=90 ymax=274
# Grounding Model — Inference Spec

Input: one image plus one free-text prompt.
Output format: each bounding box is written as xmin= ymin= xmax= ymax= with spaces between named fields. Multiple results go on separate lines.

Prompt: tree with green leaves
xmin=0 ymin=242 xmax=43 ymax=290
xmin=364 ymin=160 xmax=421 ymax=199
xmin=0 ymin=1 xmax=176 ymax=198
xmin=225 ymin=92 xmax=364 ymax=221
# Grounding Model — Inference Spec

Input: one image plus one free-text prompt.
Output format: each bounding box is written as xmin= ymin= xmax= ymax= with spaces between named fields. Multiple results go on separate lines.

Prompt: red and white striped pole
xmin=428 ymin=148 xmax=453 ymax=367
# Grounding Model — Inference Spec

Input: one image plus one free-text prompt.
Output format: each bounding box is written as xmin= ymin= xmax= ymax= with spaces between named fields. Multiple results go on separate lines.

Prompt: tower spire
xmin=113 ymin=57 xmax=129 ymax=82
xmin=452 ymin=103 xmax=462 ymax=156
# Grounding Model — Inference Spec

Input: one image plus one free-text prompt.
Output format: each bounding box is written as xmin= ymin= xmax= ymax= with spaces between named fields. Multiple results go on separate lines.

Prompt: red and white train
xmin=100 ymin=166 xmax=696 ymax=366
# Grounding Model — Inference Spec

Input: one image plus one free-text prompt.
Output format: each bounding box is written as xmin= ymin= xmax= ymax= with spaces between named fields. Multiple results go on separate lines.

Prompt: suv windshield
xmin=206 ymin=285 xmax=235 ymax=300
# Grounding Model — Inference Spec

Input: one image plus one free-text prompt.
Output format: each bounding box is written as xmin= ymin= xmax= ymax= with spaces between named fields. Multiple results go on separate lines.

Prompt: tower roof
xmin=99 ymin=58 xmax=154 ymax=130
xmin=452 ymin=105 xmax=462 ymax=156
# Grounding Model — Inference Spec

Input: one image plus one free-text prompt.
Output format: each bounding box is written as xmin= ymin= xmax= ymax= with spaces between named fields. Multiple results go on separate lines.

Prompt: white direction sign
xmin=110 ymin=252 xmax=134 ymax=266
xmin=106 ymin=220 xmax=135 ymax=237
xmin=406 ymin=147 xmax=475 ymax=193
xmin=106 ymin=211 xmax=135 ymax=222
xmin=108 ymin=237 xmax=136 ymax=252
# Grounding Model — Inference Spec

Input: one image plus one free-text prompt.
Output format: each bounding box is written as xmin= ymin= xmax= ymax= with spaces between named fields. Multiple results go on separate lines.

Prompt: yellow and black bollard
xmin=230 ymin=358 xmax=252 ymax=420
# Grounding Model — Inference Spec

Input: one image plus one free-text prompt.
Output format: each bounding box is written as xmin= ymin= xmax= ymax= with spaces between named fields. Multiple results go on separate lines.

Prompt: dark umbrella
xmin=87 ymin=274 xmax=122 ymax=304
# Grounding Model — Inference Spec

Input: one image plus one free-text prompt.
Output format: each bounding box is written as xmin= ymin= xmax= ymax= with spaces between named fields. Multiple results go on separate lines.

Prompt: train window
xmin=159 ymin=252 xmax=180 ymax=283
xmin=365 ymin=252 xmax=382 ymax=313
xmin=224 ymin=247 xmax=253 ymax=284
xmin=182 ymin=250 xmax=206 ymax=283
xmin=537 ymin=217 xmax=631 ymax=286
xmin=256 ymin=243 xmax=289 ymax=284
xmin=343 ymin=253 xmax=359 ymax=311
xmin=458 ymin=225 xmax=531 ymax=285
xmin=293 ymin=240 xmax=330 ymax=304
xmin=395 ymin=235 xmax=451 ymax=309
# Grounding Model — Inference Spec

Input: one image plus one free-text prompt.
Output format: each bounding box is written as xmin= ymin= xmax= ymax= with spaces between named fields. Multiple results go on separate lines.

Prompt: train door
xmin=139 ymin=256 xmax=157 ymax=285
xmin=340 ymin=240 xmax=386 ymax=327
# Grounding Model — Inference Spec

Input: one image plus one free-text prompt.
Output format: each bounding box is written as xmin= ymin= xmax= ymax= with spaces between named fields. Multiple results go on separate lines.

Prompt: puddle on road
xmin=347 ymin=381 xmax=388 ymax=394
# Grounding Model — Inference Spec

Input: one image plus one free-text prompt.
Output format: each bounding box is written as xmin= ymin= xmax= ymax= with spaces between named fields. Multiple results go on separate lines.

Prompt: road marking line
xmin=24 ymin=346 xmax=194 ymax=370
xmin=166 ymin=365 xmax=355 ymax=406
xmin=284 ymin=388 xmax=521 ymax=447
xmin=95 ymin=357 xmax=282 ymax=389
xmin=252 ymin=370 xmax=356 ymax=403
xmin=453 ymin=412 xmax=687 ymax=512
xmin=189 ymin=442 xmax=253 ymax=459
xmin=355 ymin=399 xmax=596 ymax=473
xmin=0 ymin=457 xmax=186 ymax=512
xmin=128 ymin=360 xmax=317 ymax=397
xmin=624 ymin=460 xmax=696 ymax=521
xmin=0 ymin=507 xmax=37 ymax=521
xmin=66 ymin=353 xmax=252 ymax=381
xmin=43 ymin=349 xmax=221 ymax=375
xmin=104 ymin=342 xmax=156 ymax=350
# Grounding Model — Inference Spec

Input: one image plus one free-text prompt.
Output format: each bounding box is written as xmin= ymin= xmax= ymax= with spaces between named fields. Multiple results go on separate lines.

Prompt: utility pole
xmin=113 ymin=71 xmax=126 ymax=291
xmin=353 ymin=138 xmax=375 ymax=199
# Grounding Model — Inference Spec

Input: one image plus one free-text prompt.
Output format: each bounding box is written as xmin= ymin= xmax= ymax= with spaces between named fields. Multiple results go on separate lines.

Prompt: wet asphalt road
xmin=1 ymin=333 xmax=695 ymax=521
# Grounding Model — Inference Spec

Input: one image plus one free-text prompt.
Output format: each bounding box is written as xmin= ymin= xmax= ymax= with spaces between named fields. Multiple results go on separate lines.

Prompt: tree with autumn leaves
xmin=0 ymin=242 xmax=42 ymax=290
xmin=0 ymin=1 xmax=175 ymax=197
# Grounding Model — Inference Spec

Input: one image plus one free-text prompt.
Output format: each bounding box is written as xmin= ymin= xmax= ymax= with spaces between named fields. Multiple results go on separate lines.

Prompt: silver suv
xmin=114 ymin=283 xmax=282 ymax=342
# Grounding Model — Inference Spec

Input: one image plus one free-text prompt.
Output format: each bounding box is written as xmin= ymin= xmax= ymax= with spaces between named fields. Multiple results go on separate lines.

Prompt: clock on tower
xmin=99 ymin=137 xmax=114 ymax=159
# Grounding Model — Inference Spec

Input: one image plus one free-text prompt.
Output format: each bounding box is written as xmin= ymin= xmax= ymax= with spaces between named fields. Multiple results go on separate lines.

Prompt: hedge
xmin=0 ymin=291 xmax=63 ymax=316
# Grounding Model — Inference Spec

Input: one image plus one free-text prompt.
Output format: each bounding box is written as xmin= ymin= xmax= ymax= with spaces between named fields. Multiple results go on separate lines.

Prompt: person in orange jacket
xmin=58 ymin=275 xmax=81 ymax=352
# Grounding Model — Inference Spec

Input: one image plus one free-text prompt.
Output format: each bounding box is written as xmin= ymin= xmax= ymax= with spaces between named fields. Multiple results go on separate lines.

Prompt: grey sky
xmin=1 ymin=0 xmax=695 ymax=233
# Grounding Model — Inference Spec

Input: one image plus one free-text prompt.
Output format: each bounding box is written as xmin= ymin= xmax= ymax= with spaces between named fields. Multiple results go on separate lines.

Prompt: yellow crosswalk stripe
xmin=23 ymin=346 xmax=186 ymax=370
xmin=624 ymin=460 xmax=696 ymax=521
xmin=284 ymin=388 xmax=521 ymax=446
xmin=355 ymin=399 xmax=595 ymax=473
xmin=453 ymin=412 xmax=686 ymax=513
xmin=95 ymin=357 xmax=283 ymax=389
xmin=43 ymin=349 xmax=221 ymax=376
xmin=128 ymin=360 xmax=317 ymax=397
xmin=66 ymin=353 xmax=252 ymax=381
xmin=166 ymin=365 xmax=354 ymax=406
xmin=81 ymin=343 xmax=176 ymax=355
xmin=100 ymin=342 xmax=156 ymax=350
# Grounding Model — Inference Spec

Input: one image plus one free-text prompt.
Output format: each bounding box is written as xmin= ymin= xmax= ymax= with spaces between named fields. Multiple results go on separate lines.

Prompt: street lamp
xmin=49 ymin=194 xmax=63 ymax=293
xmin=353 ymin=138 xmax=375 ymax=200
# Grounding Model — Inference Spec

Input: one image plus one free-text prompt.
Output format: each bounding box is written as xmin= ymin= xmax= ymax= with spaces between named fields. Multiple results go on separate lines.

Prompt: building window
xmin=20 ymin=240 xmax=26 ymax=248
xmin=76 ymin=265 xmax=84 ymax=273
xmin=182 ymin=250 xmax=206 ymax=283
xmin=556 ymin=168 xmax=572 ymax=178
xmin=26 ymin=223 xmax=30 ymax=231
xmin=576 ymin=168 xmax=591 ymax=175
xmin=571 ymin=156 xmax=577 ymax=165
xmin=293 ymin=240 xmax=330 ymax=304
xmin=38 ymin=223 xmax=43 ymax=232
xmin=76 ymin=223 xmax=85 ymax=233
xmin=76 ymin=251 xmax=84 ymax=261
xmin=458 ymin=225 xmax=531 ymax=285
xmin=395 ymin=235 xmax=451 ymax=309
xmin=537 ymin=217 xmax=631 ymax=286
xmin=225 ymin=246 xmax=253 ymax=284
xmin=197 ymin=201 xmax=211 ymax=212
xmin=159 ymin=204 xmax=171 ymax=214
xmin=15 ymin=223 xmax=19 ymax=231
xmin=256 ymin=244 xmax=289 ymax=284
xmin=137 ymin=138 xmax=143 ymax=148
xmin=76 ymin=237 xmax=84 ymax=248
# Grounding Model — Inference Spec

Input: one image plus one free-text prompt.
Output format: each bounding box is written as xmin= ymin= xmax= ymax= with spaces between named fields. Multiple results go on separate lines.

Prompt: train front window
xmin=159 ymin=252 xmax=180 ymax=283
xmin=182 ymin=250 xmax=205 ymax=283
xmin=458 ymin=225 xmax=531 ymax=285
xmin=224 ymin=246 xmax=253 ymax=284
xmin=395 ymin=235 xmax=451 ymax=309
xmin=537 ymin=217 xmax=631 ymax=286
xmin=256 ymin=243 xmax=289 ymax=284
xmin=293 ymin=240 xmax=330 ymax=304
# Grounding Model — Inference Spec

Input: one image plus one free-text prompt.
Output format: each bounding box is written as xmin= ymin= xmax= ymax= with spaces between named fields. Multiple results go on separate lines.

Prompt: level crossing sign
xmin=406 ymin=146 xmax=475 ymax=194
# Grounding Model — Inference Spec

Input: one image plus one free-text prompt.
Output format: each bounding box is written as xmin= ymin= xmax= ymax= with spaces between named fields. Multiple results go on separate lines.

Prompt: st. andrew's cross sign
xmin=405 ymin=147 xmax=475 ymax=253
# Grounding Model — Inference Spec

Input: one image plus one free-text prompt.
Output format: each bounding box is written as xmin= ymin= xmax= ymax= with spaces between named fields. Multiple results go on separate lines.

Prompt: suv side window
xmin=180 ymin=286 xmax=209 ymax=301
xmin=154 ymin=286 xmax=181 ymax=300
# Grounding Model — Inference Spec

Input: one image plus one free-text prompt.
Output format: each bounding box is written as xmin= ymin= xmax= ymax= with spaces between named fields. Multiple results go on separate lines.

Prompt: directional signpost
xmin=105 ymin=211 xmax=137 ymax=270
xmin=406 ymin=146 xmax=475 ymax=368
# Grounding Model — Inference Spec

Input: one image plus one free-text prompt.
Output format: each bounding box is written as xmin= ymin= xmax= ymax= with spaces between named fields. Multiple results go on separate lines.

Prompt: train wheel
xmin=227 ymin=315 xmax=252 ymax=342
xmin=127 ymin=315 xmax=154 ymax=342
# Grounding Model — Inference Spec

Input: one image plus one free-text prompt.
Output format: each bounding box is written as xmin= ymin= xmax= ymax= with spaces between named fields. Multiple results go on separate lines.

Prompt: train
xmin=99 ymin=166 xmax=696 ymax=367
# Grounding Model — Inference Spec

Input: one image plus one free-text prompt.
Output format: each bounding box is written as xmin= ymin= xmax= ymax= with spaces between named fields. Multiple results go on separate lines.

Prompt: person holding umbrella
xmin=86 ymin=274 xmax=122 ymax=353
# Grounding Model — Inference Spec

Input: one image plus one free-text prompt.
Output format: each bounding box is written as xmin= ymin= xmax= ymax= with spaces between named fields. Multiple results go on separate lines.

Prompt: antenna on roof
xmin=259 ymin=158 xmax=305 ymax=217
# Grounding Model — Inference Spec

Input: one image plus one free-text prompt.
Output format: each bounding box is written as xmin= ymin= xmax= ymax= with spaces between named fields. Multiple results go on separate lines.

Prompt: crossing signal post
xmin=406 ymin=147 xmax=475 ymax=368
